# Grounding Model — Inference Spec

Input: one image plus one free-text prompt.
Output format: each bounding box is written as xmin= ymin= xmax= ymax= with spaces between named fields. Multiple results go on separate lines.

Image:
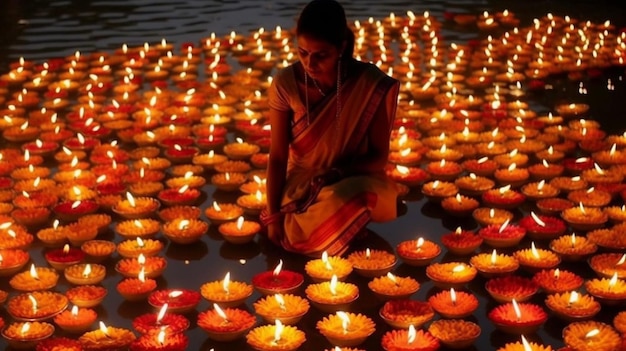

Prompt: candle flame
xmin=455 ymin=227 xmax=462 ymax=235
xmin=178 ymin=184 xmax=189 ymax=194
xmin=71 ymin=305 xmax=79 ymax=316
xmin=275 ymin=294 xmax=286 ymax=309
xmin=126 ymin=192 xmax=136 ymax=207
xmin=214 ymin=303 xmax=228 ymax=320
xmin=223 ymin=272 xmax=230 ymax=293
xmin=521 ymin=336 xmax=533 ymax=351
xmin=498 ymin=219 xmax=510 ymax=234
xmin=569 ymin=291 xmax=579 ymax=305
xmin=157 ymin=303 xmax=168 ymax=323
xmin=273 ymin=259 xmax=283 ymax=276
xmin=407 ymin=324 xmax=416 ymax=344
xmin=28 ymin=294 xmax=37 ymax=312
xmin=554 ymin=269 xmax=560 ymax=279
xmin=452 ymin=264 xmax=465 ymax=273
xmin=609 ymin=272 xmax=619 ymax=287
xmin=366 ymin=248 xmax=371 ymax=259
xmin=586 ymin=329 xmax=600 ymax=338
xmin=530 ymin=212 xmax=546 ymax=227
xmin=322 ymin=251 xmax=333 ymax=270
xmin=450 ymin=288 xmax=457 ymax=304
xmin=617 ymin=254 xmax=626 ymax=266
xmin=386 ymin=272 xmax=398 ymax=285
xmin=337 ymin=311 xmax=350 ymax=333
xmin=531 ymin=242 xmax=540 ymax=259
xmin=138 ymin=267 xmax=146 ymax=282
xmin=30 ymin=264 xmax=39 ymax=280
xmin=138 ymin=254 xmax=146 ymax=265
xmin=157 ymin=329 xmax=166 ymax=345
xmin=21 ymin=322 xmax=30 ymax=335
xmin=571 ymin=233 xmax=577 ymax=246
xmin=396 ymin=165 xmax=409 ymax=175
xmin=136 ymin=237 xmax=145 ymax=248
xmin=178 ymin=219 xmax=190 ymax=231
xmin=491 ymin=249 xmax=498 ymax=265
xmin=273 ymin=319 xmax=284 ymax=343
xmin=579 ymin=202 xmax=586 ymax=214
xmin=169 ymin=290 xmax=183 ymax=298
xmin=330 ymin=274 xmax=338 ymax=295
xmin=512 ymin=299 xmax=522 ymax=321
xmin=99 ymin=321 xmax=109 ymax=336
xmin=82 ymin=264 xmax=92 ymax=277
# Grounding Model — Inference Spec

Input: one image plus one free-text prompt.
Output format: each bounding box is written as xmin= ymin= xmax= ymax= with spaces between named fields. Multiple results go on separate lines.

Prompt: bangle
xmin=260 ymin=209 xmax=283 ymax=227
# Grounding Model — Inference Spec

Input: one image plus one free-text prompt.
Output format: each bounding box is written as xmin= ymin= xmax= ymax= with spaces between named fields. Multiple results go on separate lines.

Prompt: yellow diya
xmin=197 ymin=304 xmax=256 ymax=342
xmin=115 ymin=254 xmax=167 ymax=279
xmin=9 ymin=264 xmax=59 ymax=291
xmin=115 ymin=219 xmax=161 ymax=239
xmin=211 ymin=172 xmax=247 ymax=192
xmin=589 ymin=253 xmax=626 ymax=279
xmin=64 ymin=263 xmax=106 ymax=285
xmin=111 ymin=193 xmax=160 ymax=219
xmin=305 ymin=275 xmax=359 ymax=313
xmin=379 ymin=299 xmax=435 ymax=329
xmin=421 ymin=180 xmax=458 ymax=202
xmin=470 ymin=249 xmax=519 ymax=277
xmin=545 ymin=291 xmax=601 ymax=321
xmin=317 ymin=312 xmax=375 ymax=347
xmin=218 ymin=216 xmax=260 ymax=244
xmin=587 ymin=228 xmax=626 ymax=250
xmin=347 ymin=249 xmax=396 ymax=278
xmin=585 ymin=273 xmax=626 ymax=304
xmin=304 ymin=251 xmax=353 ymax=282
xmin=246 ymin=320 xmax=306 ymax=351
xmin=253 ymin=293 xmax=310 ymax=325
xmin=368 ymin=272 xmax=420 ymax=300
xmin=426 ymin=262 xmax=477 ymax=289
xmin=472 ymin=207 xmax=514 ymax=227
xmin=496 ymin=336 xmax=553 ymax=351
xmin=236 ymin=190 xmax=267 ymax=216
xmin=117 ymin=237 xmax=164 ymax=258
xmin=200 ymin=272 xmax=254 ymax=308
xmin=428 ymin=319 xmax=481 ymax=349
xmin=561 ymin=203 xmax=608 ymax=231
xmin=80 ymin=240 xmax=116 ymax=263
xmin=513 ymin=242 xmax=561 ymax=272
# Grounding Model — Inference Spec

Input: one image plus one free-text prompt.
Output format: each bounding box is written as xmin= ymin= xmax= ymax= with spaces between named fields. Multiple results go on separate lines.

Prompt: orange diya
xmin=396 ymin=237 xmax=441 ymax=266
xmin=200 ymin=272 xmax=254 ymax=308
xmin=545 ymin=291 xmax=601 ymax=321
xmin=64 ymin=263 xmax=106 ymax=285
xmin=162 ymin=218 xmax=208 ymax=244
xmin=205 ymin=201 xmax=244 ymax=224
xmin=53 ymin=305 xmax=97 ymax=333
xmin=494 ymin=163 xmax=530 ymax=188
xmin=455 ymin=173 xmax=495 ymax=196
xmin=347 ymin=248 xmax=396 ymax=277
xmin=441 ymin=227 xmax=483 ymax=255
xmin=317 ymin=311 xmax=376 ymax=347
xmin=368 ymin=272 xmax=420 ymax=301
xmin=149 ymin=289 xmax=201 ymax=313
xmin=562 ymin=321 xmax=621 ymax=351
xmin=117 ymin=237 xmax=164 ymax=258
xmin=428 ymin=288 xmax=479 ymax=318
xmin=585 ymin=273 xmax=626 ymax=304
xmin=116 ymin=254 xmax=167 ymax=279
xmin=78 ymin=322 xmax=137 ymax=351
xmin=521 ymin=180 xmax=560 ymax=201
xmin=472 ymin=207 xmax=514 ymax=227
xmin=426 ymin=262 xmax=477 ymax=289
xmin=550 ymin=233 xmax=597 ymax=261
xmin=129 ymin=328 xmax=189 ymax=351
xmin=485 ymin=275 xmax=539 ymax=303
xmin=561 ymin=202 xmax=608 ymax=231
xmin=305 ymin=275 xmax=359 ymax=313
xmin=381 ymin=325 xmax=439 ymax=351
xmin=8 ymin=291 xmax=68 ymax=321
xmin=533 ymin=268 xmax=584 ymax=294
xmin=304 ymin=251 xmax=353 ymax=282
xmin=116 ymin=219 xmax=161 ymax=239
xmin=428 ymin=319 xmax=481 ymax=350
xmin=197 ymin=303 xmax=256 ymax=342
xmin=0 ymin=248 xmax=29 ymax=276
xmin=379 ymin=299 xmax=434 ymax=329
xmin=2 ymin=321 xmax=55 ymax=349
xmin=218 ymin=216 xmax=260 ymax=244
xmin=424 ymin=159 xmax=462 ymax=181
xmin=386 ymin=165 xmax=429 ymax=187
xmin=10 ymin=264 xmax=59 ymax=291
xmin=80 ymin=240 xmax=116 ymax=263
xmin=112 ymin=193 xmax=160 ymax=219
xmin=488 ymin=299 xmax=548 ymax=334
xmin=470 ymin=249 xmax=519 ymax=277
xmin=441 ymin=194 xmax=480 ymax=217
xmin=513 ymin=242 xmax=561 ymax=272
xmin=496 ymin=335 xmax=553 ymax=351
xmin=421 ymin=180 xmax=458 ymax=203
xmin=589 ymin=253 xmax=626 ymax=279
xmin=211 ymin=172 xmax=247 ymax=192
xmin=65 ymin=285 xmax=107 ymax=308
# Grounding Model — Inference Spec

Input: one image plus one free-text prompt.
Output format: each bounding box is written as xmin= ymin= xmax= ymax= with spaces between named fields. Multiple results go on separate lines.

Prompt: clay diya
xmin=252 ymin=260 xmax=304 ymax=295
xmin=585 ymin=273 xmax=626 ymax=305
xmin=53 ymin=305 xmax=97 ymax=333
xmin=253 ymin=293 xmax=310 ymax=325
xmin=305 ymin=275 xmax=359 ymax=313
xmin=148 ymin=289 xmax=201 ymax=313
xmin=162 ymin=218 xmax=208 ymax=244
xmin=519 ymin=212 xmax=567 ymax=240
xmin=485 ymin=275 xmax=539 ymax=303
xmin=381 ymin=326 xmax=440 ymax=351
xmin=64 ymin=263 xmax=106 ymax=285
xmin=218 ymin=216 xmax=260 ymax=244
xmin=197 ymin=303 xmax=256 ymax=342
xmin=545 ymin=291 xmax=601 ymax=321
xmin=347 ymin=249 xmax=396 ymax=277
xmin=65 ymin=285 xmax=107 ymax=308
xmin=533 ymin=268 xmax=585 ymax=294
xmin=317 ymin=311 xmax=375 ymax=347
xmin=425 ymin=262 xmax=477 ymax=289
xmin=77 ymin=322 xmax=137 ymax=351
xmin=8 ymin=291 xmax=68 ymax=321
xmin=368 ymin=272 xmax=420 ymax=301
xmin=513 ymin=242 xmax=561 ymax=272
xmin=395 ymin=237 xmax=441 ymax=266
xmin=304 ymin=251 xmax=353 ymax=282
xmin=428 ymin=319 xmax=481 ymax=349
xmin=246 ymin=319 xmax=306 ymax=351
xmin=10 ymin=264 xmax=59 ymax=292
xmin=200 ymin=272 xmax=254 ymax=308
xmin=562 ymin=321 xmax=621 ymax=351
xmin=132 ymin=305 xmax=190 ymax=334
xmin=428 ymin=288 xmax=479 ymax=319
xmin=0 ymin=248 xmax=30 ymax=276
xmin=488 ymin=299 xmax=548 ymax=334
xmin=549 ymin=233 xmax=597 ymax=261
xmin=470 ymin=249 xmax=519 ymax=277
xmin=441 ymin=227 xmax=483 ymax=255
xmin=2 ymin=321 xmax=55 ymax=349
xmin=379 ymin=299 xmax=434 ymax=329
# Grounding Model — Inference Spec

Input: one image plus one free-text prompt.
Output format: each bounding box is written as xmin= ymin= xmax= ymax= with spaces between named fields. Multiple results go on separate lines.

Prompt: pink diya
xmin=252 ymin=259 xmax=304 ymax=295
xmin=488 ymin=299 xmax=548 ymax=334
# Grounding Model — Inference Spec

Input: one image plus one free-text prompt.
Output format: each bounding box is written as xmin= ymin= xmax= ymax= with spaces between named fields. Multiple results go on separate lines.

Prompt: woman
xmin=262 ymin=0 xmax=400 ymax=257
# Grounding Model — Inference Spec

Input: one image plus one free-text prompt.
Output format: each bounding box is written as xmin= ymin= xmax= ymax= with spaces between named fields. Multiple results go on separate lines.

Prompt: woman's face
xmin=297 ymin=34 xmax=341 ymax=81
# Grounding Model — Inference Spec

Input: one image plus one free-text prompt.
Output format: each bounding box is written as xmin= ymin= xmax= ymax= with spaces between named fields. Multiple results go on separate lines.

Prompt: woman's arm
xmin=265 ymin=106 xmax=291 ymax=242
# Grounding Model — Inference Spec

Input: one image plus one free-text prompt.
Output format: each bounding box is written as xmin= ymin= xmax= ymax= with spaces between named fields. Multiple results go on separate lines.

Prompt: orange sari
xmin=279 ymin=62 xmax=399 ymax=256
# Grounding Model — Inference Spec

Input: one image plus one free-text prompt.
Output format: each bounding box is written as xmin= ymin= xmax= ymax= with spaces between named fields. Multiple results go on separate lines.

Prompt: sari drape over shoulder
xmin=270 ymin=61 xmax=399 ymax=256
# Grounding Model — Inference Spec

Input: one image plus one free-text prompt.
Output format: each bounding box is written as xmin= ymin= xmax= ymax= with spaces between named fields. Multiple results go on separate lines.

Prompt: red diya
xmin=197 ymin=304 xmax=256 ymax=342
xmin=428 ymin=288 xmax=479 ymax=318
xmin=396 ymin=237 xmax=441 ymax=266
xmin=0 ymin=248 xmax=30 ymax=276
xmin=485 ymin=275 xmax=539 ymax=303
xmin=53 ymin=200 xmax=99 ymax=222
xmin=381 ymin=326 xmax=440 ymax=351
xmin=132 ymin=305 xmax=190 ymax=334
xmin=148 ymin=289 xmax=201 ymax=313
xmin=533 ymin=268 xmax=585 ymax=294
xmin=479 ymin=220 xmax=526 ymax=248
xmin=481 ymin=185 xmax=526 ymax=209
xmin=519 ymin=212 xmax=567 ymax=240
xmin=35 ymin=337 xmax=83 ymax=351
xmin=441 ymin=227 xmax=483 ymax=255
xmin=488 ymin=299 xmax=548 ymax=334
xmin=117 ymin=272 xmax=157 ymax=301
xmin=563 ymin=157 xmax=594 ymax=175
xmin=129 ymin=328 xmax=189 ymax=351
xmin=252 ymin=259 xmax=304 ymax=295
xmin=45 ymin=244 xmax=85 ymax=270
xmin=536 ymin=198 xmax=575 ymax=216
xmin=22 ymin=140 xmax=58 ymax=156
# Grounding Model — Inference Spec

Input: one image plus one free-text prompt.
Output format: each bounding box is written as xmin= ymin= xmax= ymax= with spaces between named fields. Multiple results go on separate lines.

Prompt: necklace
xmin=309 ymin=75 xmax=327 ymax=97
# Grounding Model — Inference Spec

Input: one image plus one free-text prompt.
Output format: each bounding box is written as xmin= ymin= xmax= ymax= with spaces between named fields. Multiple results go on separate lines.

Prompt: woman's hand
xmin=266 ymin=220 xmax=285 ymax=246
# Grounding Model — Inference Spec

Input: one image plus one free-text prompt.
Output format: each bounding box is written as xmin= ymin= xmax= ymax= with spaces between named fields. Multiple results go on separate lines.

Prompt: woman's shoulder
xmin=273 ymin=62 xmax=301 ymax=85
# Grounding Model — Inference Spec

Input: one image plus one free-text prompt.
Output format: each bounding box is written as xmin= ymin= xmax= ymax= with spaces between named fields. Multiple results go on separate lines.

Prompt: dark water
xmin=1 ymin=1 xmax=626 ymax=350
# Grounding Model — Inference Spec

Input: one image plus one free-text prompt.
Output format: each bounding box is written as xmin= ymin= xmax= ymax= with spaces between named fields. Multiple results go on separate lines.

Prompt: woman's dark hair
xmin=296 ymin=0 xmax=355 ymax=59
